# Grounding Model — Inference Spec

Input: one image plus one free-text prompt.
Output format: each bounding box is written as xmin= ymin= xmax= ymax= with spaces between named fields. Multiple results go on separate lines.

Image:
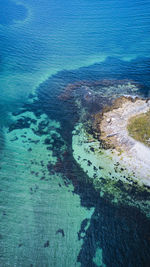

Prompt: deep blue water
xmin=0 ymin=0 xmax=150 ymax=106
xmin=0 ymin=0 xmax=150 ymax=266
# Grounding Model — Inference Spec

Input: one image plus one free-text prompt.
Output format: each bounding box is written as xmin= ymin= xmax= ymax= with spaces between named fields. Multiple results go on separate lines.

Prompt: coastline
xmin=72 ymin=121 xmax=150 ymax=217
xmin=72 ymin=95 xmax=150 ymax=216
xmin=96 ymin=96 xmax=150 ymax=186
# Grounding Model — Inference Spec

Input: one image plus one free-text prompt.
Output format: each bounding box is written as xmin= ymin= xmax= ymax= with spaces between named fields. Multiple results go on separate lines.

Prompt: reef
xmin=59 ymin=79 xmax=139 ymax=101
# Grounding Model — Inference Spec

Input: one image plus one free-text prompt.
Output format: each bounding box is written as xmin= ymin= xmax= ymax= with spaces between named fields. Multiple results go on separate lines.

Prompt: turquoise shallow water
xmin=0 ymin=0 xmax=150 ymax=266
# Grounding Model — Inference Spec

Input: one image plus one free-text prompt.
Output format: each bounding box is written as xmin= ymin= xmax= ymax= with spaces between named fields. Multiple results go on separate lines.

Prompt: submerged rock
xmin=56 ymin=229 xmax=65 ymax=237
xmin=44 ymin=240 xmax=50 ymax=248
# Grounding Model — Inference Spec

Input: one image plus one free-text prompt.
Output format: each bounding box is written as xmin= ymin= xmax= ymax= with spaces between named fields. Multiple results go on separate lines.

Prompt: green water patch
xmin=0 ymin=96 xmax=94 ymax=266
xmin=127 ymin=110 xmax=150 ymax=147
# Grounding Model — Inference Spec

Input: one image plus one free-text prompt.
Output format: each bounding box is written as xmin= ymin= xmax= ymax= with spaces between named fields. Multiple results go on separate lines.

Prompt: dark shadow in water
xmin=38 ymin=57 xmax=150 ymax=104
xmin=75 ymin=181 xmax=150 ymax=267
xmin=0 ymin=0 xmax=27 ymax=25
xmin=37 ymin=57 xmax=150 ymax=145
xmin=0 ymin=127 xmax=4 ymax=153
xmin=36 ymin=57 xmax=150 ymax=267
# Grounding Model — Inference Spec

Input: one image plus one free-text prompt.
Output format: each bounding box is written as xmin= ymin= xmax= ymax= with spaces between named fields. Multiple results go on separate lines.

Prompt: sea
xmin=0 ymin=0 xmax=150 ymax=266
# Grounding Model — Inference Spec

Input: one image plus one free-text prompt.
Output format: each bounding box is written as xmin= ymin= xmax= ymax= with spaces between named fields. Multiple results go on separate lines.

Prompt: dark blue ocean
xmin=0 ymin=0 xmax=150 ymax=266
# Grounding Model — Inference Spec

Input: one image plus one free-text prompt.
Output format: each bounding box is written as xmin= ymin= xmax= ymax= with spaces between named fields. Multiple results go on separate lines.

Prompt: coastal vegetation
xmin=127 ymin=110 xmax=150 ymax=147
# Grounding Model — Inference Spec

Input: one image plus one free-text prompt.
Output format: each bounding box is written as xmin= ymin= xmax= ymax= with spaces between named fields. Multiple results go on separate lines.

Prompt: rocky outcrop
xmin=93 ymin=96 xmax=150 ymax=186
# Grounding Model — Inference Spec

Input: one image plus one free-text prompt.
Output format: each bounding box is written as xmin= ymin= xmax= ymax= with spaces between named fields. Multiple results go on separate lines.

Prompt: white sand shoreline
xmin=99 ymin=97 xmax=150 ymax=186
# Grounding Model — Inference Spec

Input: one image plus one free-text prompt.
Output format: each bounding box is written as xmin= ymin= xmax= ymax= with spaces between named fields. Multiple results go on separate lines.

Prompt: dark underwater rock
xmin=56 ymin=229 xmax=65 ymax=237
xmin=44 ymin=240 xmax=50 ymax=248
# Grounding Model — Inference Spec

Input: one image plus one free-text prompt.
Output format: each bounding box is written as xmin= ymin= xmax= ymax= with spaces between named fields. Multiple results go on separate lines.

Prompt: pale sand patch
xmin=100 ymin=97 xmax=150 ymax=186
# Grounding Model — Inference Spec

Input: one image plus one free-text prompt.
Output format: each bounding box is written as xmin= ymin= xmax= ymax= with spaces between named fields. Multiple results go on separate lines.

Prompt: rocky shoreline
xmin=92 ymin=96 xmax=150 ymax=187
xmin=58 ymin=79 xmax=150 ymax=216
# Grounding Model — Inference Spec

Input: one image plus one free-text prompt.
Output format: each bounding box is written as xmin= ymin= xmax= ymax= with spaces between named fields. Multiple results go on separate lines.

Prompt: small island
xmin=94 ymin=96 xmax=150 ymax=186
xmin=58 ymin=79 xmax=150 ymax=216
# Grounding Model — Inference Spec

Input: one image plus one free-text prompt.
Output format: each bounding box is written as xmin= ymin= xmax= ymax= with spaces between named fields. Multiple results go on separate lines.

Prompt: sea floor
xmin=1 ymin=65 xmax=150 ymax=266
xmin=0 ymin=101 xmax=95 ymax=267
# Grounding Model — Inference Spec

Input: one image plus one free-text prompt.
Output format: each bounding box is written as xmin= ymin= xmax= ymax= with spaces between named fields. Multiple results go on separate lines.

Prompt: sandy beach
xmin=99 ymin=97 xmax=150 ymax=186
